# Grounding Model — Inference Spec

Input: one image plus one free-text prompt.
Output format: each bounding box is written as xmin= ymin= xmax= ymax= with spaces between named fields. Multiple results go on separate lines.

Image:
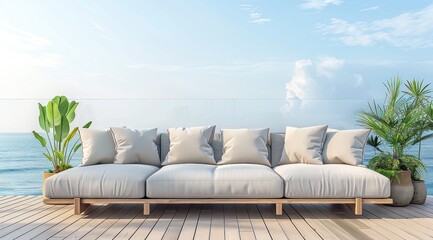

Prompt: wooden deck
xmin=1 ymin=196 xmax=433 ymax=239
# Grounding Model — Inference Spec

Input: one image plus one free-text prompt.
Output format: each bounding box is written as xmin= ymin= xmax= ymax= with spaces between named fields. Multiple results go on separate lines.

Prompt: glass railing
xmin=0 ymin=98 xmax=431 ymax=195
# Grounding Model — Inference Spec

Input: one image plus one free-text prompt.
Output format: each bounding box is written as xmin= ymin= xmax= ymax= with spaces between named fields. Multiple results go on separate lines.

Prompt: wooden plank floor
xmin=1 ymin=196 xmax=433 ymax=239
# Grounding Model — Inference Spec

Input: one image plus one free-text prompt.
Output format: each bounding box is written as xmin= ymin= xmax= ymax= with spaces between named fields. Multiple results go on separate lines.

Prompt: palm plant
xmin=404 ymin=80 xmax=433 ymax=158
xmin=358 ymin=77 xmax=432 ymax=180
xmin=32 ymin=96 xmax=92 ymax=173
xmin=366 ymin=135 xmax=383 ymax=154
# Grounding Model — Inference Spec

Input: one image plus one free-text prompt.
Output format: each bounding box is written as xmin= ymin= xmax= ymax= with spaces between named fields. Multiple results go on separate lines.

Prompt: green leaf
xmin=32 ymin=131 xmax=46 ymax=147
xmin=38 ymin=104 xmax=50 ymax=132
xmin=43 ymin=152 xmax=53 ymax=162
xmin=413 ymin=133 xmax=433 ymax=145
xmin=83 ymin=121 xmax=92 ymax=128
xmin=357 ymin=76 xmax=433 ymax=159
xmin=66 ymin=101 xmax=79 ymax=122
xmin=53 ymin=149 xmax=64 ymax=160
xmin=46 ymin=102 xmax=61 ymax=127
xmin=52 ymin=96 xmax=69 ymax=116
xmin=54 ymin=116 xmax=70 ymax=142
xmin=376 ymin=169 xmax=397 ymax=180
xmin=63 ymin=127 xmax=78 ymax=148
xmin=60 ymin=164 xmax=73 ymax=171
xmin=74 ymin=143 xmax=82 ymax=153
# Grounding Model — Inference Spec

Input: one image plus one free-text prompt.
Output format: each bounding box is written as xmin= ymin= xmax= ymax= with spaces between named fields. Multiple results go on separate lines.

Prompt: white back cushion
xmin=79 ymin=128 xmax=116 ymax=166
xmin=322 ymin=129 xmax=370 ymax=165
xmin=111 ymin=127 xmax=160 ymax=166
xmin=219 ymin=128 xmax=270 ymax=166
xmin=162 ymin=126 xmax=216 ymax=165
xmin=278 ymin=125 xmax=328 ymax=165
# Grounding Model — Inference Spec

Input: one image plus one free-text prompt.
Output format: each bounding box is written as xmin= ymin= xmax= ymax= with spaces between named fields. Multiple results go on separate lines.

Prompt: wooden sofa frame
xmin=43 ymin=197 xmax=392 ymax=216
xmin=42 ymin=170 xmax=392 ymax=216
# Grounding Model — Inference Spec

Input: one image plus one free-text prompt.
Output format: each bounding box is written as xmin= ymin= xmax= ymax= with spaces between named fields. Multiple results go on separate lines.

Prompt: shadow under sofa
xmin=43 ymin=132 xmax=392 ymax=216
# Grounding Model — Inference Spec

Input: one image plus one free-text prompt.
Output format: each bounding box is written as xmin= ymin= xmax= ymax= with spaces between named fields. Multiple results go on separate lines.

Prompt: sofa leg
xmin=143 ymin=203 xmax=150 ymax=215
xmin=275 ymin=203 xmax=282 ymax=215
xmin=354 ymin=198 xmax=362 ymax=215
xmin=74 ymin=198 xmax=89 ymax=215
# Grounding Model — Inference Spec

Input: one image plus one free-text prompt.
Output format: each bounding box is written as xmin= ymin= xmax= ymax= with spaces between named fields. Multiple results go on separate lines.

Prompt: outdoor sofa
xmin=44 ymin=126 xmax=392 ymax=216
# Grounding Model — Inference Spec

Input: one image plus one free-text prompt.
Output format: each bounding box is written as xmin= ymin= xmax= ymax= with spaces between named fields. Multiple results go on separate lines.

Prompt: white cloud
xmin=360 ymin=6 xmax=379 ymax=12
xmin=285 ymin=57 xmax=345 ymax=101
xmin=0 ymin=23 xmax=63 ymax=68
xmin=90 ymin=21 xmax=113 ymax=40
xmin=126 ymin=64 xmax=186 ymax=72
xmin=241 ymin=4 xmax=271 ymax=24
xmin=318 ymin=4 xmax=433 ymax=48
xmin=0 ymin=23 xmax=51 ymax=51
xmin=32 ymin=53 xmax=64 ymax=68
xmin=250 ymin=18 xmax=271 ymax=24
xmin=354 ymin=73 xmax=364 ymax=86
xmin=91 ymin=21 xmax=104 ymax=31
xmin=317 ymin=56 xmax=345 ymax=78
xmin=300 ymin=0 xmax=343 ymax=10
xmin=285 ymin=59 xmax=313 ymax=100
xmin=126 ymin=62 xmax=290 ymax=74
xmin=280 ymin=57 xmax=371 ymax=128
xmin=350 ymin=59 xmax=407 ymax=66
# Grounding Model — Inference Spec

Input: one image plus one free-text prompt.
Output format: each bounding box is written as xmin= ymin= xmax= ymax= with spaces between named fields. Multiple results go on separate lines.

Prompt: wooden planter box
xmin=42 ymin=172 xmax=55 ymax=198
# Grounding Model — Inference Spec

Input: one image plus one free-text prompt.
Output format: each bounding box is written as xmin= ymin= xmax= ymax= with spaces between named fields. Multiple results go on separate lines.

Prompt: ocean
xmin=0 ymin=133 xmax=433 ymax=195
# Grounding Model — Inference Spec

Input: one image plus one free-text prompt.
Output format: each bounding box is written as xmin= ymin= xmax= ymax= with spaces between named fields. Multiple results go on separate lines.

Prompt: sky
xmin=1 ymin=0 xmax=433 ymax=132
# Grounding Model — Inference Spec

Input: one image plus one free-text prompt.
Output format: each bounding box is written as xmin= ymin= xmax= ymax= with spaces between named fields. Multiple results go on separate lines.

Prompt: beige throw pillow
xmin=162 ymin=126 xmax=216 ymax=165
xmin=79 ymin=128 xmax=116 ymax=166
xmin=278 ymin=125 xmax=328 ymax=165
xmin=322 ymin=129 xmax=370 ymax=165
xmin=219 ymin=128 xmax=270 ymax=166
xmin=110 ymin=127 xmax=160 ymax=166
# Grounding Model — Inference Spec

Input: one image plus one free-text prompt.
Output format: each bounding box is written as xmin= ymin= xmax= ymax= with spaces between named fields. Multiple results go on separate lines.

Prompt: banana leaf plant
xmin=32 ymin=96 xmax=92 ymax=173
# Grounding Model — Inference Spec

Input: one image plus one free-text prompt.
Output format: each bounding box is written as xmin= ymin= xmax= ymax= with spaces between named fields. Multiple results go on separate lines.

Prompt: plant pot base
xmin=411 ymin=180 xmax=427 ymax=205
xmin=390 ymin=171 xmax=414 ymax=207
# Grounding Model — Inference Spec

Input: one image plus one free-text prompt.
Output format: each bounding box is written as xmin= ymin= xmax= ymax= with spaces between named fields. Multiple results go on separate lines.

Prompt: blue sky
xmin=1 ymin=0 xmax=433 ymax=132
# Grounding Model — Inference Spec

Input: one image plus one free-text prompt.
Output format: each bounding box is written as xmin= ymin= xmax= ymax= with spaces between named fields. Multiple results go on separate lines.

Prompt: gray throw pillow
xmin=278 ymin=125 xmax=328 ymax=165
xmin=162 ymin=126 xmax=216 ymax=165
xmin=79 ymin=128 xmax=116 ymax=166
xmin=111 ymin=127 xmax=160 ymax=166
xmin=219 ymin=128 xmax=270 ymax=166
xmin=322 ymin=129 xmax=370 ymax=165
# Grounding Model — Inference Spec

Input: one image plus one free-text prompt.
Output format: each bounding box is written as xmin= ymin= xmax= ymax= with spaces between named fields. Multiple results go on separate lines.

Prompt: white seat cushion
xmin=45 ymin=164 xmax=159 ymax=198
xmin=146 ymin=164 xmax=283 ymax=198
xmin=146 ymin=164 xmax=215 ymax=198
xmin=273 ymin=164 xmax=390 ymax=198
xmin=214 ymin=164 xmax=283 ymax=198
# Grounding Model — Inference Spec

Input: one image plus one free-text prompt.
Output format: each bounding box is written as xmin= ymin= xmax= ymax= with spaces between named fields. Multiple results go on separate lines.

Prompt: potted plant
xmin=358 ymin=77 xmax=431 ymax=206
xmin=409 ymin=101 xmax=433 ymax=204
xmin=404 ymin=80 xmax=433 ymax=204
xmin=32 ymin=96 xmax=92 ymax=181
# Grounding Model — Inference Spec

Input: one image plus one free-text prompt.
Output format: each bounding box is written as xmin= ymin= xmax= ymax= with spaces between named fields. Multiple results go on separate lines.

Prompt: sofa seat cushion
xmin=214 ymin=164 xmax=283 ymax=198
xmin=273 ymin=164 xmax=390 ymax=198
xmin=45 ymin=164 xmax=159 ymax=198
xmin=146 ymin=164 xmax=283 ymax=198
